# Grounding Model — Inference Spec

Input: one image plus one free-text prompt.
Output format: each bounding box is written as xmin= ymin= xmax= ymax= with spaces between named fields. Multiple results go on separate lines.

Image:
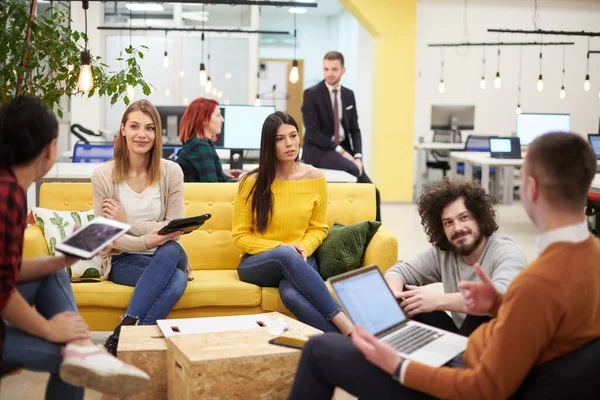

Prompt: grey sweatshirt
xmin=385 ymin=234 xmax=527 ymax=327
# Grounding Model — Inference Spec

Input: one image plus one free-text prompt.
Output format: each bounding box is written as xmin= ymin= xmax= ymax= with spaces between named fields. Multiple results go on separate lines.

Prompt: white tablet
xmin=55 ymin=217 xmax=131 ymax=260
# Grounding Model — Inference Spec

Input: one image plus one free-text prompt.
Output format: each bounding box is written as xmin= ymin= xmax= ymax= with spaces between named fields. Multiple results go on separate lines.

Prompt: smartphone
xmin=268 ymin=335 xmax=308 ymax=350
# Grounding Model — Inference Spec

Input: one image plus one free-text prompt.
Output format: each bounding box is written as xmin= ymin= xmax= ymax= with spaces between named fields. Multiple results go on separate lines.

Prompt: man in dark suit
xmin=301 ymin=51 xmax=381 ymax=221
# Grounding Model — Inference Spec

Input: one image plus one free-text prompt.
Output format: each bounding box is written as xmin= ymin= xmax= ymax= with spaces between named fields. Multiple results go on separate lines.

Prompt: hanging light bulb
xmin=199 ymin=63 xmax=207 ymax=87
xmin=183 ymin=97 xmax=189 ymax=105
xmin=585 ymin=74 xmax=591 ymax=92
xmin=211 ymin=87 xmax=218 ymax=96
xmin=479 ymin=49 xmax=486 ymax=90
xmin=494 ymin=72 xmax=501 ymax=89
xmin=254 ymin=95 xmax=261 ymax=107
xmin=516 ymin=104 xmax=521 ymax=115
xmin=204 ymin=77 xmax=213 ymax=94
xmin=126 ymin=84 xmax=135 ymax=101
xmin=225 ymin=72 xmax=232 ymax=80
xmin=537 ymin=74 xmax=544 ymax=92
xmin=438 ymin=79 xmax=445 ymax=93
xmin=217 ymin=90 xmax=223 ymax=99
xmin=559 ymin=46 xmax=566 ymax=100
xmin=163 ymin=51 xmax=169 ymax=69
xmin=180 ymin=70 xmax=185 ymax=78
xmin=289 ymin=60 xmax=299 ymax=84
xmin=77 ymin=50 xmax=94 ymax=93
xmin=165 ymin=89 xmax=171 ymax=97
xmin=224 ymin=100 xmax=230 ymax=105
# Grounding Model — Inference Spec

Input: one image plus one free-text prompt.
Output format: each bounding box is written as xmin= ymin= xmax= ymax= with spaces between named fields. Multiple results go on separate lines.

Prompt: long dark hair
xmin=0 ymin=96 xmax=58 ymax=169
xmin=239 ymin=111 xmax=299 ymax=233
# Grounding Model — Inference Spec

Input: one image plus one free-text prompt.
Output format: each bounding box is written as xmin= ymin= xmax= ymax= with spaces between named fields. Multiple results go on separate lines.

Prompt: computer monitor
xmin=588 ymin=134 xmax=600 ymax=159
xmin=217 ymin=105 xmax=276 ymax=150
xmin=156 ymin=106 xmax=187 ymax=145
xmin=431 ymin=105 xmax=475 ymax=131
xmin=490 ymin=137 xmax=522 ymax=159
xmin=516 ymin=113 xmax=570 ymax=146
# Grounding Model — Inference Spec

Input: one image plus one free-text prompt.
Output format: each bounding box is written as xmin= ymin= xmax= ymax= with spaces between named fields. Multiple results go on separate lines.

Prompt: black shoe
xmin=104 ymin=332 xmax=119 ymax=356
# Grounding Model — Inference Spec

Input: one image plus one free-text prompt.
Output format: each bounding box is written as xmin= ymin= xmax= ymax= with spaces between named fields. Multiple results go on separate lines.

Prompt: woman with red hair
xmin=176 ymin=98 xmax=242 ymax=182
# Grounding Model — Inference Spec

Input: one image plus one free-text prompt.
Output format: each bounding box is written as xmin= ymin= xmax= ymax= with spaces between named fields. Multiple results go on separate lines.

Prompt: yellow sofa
xmin=23 ymin=182 xmax=398 ymax=330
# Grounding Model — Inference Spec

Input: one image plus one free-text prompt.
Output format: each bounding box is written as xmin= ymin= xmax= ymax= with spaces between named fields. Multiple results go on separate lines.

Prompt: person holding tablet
xmin=0 ymin=96 xmax=150 ymax=398
xmin=232 ymin=111 xmax=354 ymax=335
xmin=176 ymin=97 xmax=243 ymax=182
xmin=91 ymin=99 xmax=189 ymax=356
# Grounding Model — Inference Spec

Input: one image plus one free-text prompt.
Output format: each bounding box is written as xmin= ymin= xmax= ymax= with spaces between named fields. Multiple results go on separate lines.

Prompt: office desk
xmin=449 ymin=152 xmax=524 ymax=204
xmin=414 ymin=142 xmax=465 ymax=199
xmin=27 ymin=163 xmax=357 ymax=207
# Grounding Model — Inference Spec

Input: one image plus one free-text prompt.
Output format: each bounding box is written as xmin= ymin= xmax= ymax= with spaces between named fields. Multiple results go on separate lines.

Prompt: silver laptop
xmin=329 ymin=265 xmax=468 ymax=367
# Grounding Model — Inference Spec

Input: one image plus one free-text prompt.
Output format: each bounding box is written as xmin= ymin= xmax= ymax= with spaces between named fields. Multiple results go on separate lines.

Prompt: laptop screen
xmin=589 ymin=135 xmax=600 ymax=157
xmin=331 ymin=268 xmax=408 ymax=335
xmin=490 ymin=138 xmax=512 ymax=153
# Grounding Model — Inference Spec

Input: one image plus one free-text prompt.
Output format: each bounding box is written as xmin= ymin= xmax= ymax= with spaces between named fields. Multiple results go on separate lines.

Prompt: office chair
xmin=426 ymin=130 xmax=462 ymax=177
xmin=72 ymin=143 xmax=114 ymax=163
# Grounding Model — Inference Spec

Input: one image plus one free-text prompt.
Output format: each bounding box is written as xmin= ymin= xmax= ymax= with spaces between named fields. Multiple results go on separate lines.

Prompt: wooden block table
xmin=166 ymin=312 xmax=322 ymax=400
xmin=117 ymin=325 xmax=168 ymax=400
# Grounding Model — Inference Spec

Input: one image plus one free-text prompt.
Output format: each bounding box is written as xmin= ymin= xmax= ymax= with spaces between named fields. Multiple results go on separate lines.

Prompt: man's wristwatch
xmin=391 ymin=359 xmax=405 ymax=382
xmin=354 ymin=153 xmax=363 ymax=159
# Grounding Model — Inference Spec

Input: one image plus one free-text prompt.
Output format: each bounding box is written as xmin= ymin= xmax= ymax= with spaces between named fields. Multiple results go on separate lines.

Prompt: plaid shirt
xmin=176 ymin=137 xmax=231 ymax=183
xmin=0 ymin=169 xmax=26 ymax=372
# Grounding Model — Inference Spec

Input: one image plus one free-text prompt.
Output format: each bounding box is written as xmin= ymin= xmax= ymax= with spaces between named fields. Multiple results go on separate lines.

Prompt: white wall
xmin=415 ymin=0 xmax=600 ymax=143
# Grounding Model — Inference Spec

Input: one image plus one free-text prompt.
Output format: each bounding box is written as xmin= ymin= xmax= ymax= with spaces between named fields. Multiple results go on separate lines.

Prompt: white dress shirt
xmin=325 ymin=82 xmax=345 ymax=150
xmin=535 ymin=220 xmax=589 ymax=254
xmin=324 ymin=82 xmax=362 ymax=158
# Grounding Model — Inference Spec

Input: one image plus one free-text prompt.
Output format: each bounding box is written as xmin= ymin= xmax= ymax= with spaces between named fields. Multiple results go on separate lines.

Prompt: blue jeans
xmin=109 ymin=241 xmax=188 ymax=325
xmin=237 ymin=246 xmax=341 ymax=332
xmin=2 ymin=268 xmax=84 ymax=400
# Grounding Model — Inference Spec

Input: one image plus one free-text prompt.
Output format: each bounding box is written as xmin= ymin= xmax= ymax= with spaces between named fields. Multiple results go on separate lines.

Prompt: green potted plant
xmin=0 ymin=0 xmax=152 ymax=117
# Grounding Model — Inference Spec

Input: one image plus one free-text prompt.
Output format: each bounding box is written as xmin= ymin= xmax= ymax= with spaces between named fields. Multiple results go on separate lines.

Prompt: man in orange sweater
xmin=288 ymin=132 xmax=600 ymax=400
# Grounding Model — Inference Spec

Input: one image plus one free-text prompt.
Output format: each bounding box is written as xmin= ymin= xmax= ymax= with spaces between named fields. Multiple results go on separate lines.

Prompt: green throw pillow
xmin=31 ymin=207 xmax=102 ymax=282
xmin=316 ymin=221 xmax=381 ymax=280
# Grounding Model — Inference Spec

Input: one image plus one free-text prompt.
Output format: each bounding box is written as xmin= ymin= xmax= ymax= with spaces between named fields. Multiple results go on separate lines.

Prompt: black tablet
xmin=158 ymin=214 xmax=212 ymax=235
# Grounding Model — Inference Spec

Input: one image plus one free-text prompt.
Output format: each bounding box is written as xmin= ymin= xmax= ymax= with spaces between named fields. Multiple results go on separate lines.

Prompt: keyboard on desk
xmin=384 ymin=325 xmax=443 ymax=355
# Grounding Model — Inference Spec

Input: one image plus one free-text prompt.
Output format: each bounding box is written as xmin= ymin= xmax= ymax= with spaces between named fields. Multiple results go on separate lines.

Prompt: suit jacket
xmin=301 ymin=80 xmax=363 ymax=165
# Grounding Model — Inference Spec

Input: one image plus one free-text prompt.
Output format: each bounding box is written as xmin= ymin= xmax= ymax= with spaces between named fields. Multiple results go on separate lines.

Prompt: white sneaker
xmin=59 ymin=344 xmax=151 ymax=397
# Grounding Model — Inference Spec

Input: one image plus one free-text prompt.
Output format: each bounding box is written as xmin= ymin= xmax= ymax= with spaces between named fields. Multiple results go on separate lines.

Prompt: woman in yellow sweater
xmin=232 ymin=112 xmax=353 ymax=334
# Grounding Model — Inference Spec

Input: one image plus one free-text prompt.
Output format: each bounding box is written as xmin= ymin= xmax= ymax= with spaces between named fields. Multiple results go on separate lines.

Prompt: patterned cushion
xmin=316 ymin=221 xmax=381 ymax=280
xmin=30 ymin=208 xmax=102 ymax=281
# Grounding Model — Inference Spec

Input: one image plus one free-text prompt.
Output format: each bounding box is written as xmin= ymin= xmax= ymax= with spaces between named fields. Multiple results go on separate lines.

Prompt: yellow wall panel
xmin=340 ymin=0 xmax=417 ymax=201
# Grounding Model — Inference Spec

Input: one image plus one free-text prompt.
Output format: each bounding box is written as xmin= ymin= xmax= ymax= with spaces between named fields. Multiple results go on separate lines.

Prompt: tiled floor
xmin=0 ymin=201 xmax=539 ymax=400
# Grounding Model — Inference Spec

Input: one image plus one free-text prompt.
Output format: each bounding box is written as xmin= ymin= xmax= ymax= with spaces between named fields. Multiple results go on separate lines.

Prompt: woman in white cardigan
xmin=92 ymin=100 xmax=188 ymax=356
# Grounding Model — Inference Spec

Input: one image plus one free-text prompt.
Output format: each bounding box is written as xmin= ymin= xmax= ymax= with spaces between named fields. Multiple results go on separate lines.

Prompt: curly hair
xmin=416 ymin=179 xmax=498 ymax=251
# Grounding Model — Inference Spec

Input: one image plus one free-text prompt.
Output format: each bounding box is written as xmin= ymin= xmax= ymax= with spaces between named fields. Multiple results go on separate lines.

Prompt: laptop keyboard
xmin=384 ymin=325 xmax=443 ymax=355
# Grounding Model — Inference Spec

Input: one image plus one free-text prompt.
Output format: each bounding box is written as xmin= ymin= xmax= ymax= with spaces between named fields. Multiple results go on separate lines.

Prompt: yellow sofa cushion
xmin=72 ymin=270 xmax=261 ymax=309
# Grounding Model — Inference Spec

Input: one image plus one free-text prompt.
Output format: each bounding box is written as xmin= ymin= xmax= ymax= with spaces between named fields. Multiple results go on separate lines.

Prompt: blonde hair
xmin=112 ymin=99 xmax=163 ymax=184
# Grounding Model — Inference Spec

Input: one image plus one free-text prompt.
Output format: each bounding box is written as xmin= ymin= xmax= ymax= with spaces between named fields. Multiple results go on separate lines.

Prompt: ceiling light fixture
xmin=289 ymin=13 xmax=300 ymax=84
xmin=77 ymin=0 xmax=94 ymax=93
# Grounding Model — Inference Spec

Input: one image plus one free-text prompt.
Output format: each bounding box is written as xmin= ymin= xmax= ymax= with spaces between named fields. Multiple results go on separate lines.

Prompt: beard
xmin=449 ymin=229 xmax=484 ymax=256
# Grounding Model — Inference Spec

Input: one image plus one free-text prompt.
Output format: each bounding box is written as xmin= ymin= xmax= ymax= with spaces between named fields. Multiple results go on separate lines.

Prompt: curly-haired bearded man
xmin=384 ymin=179 xmax=527 ymax=336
